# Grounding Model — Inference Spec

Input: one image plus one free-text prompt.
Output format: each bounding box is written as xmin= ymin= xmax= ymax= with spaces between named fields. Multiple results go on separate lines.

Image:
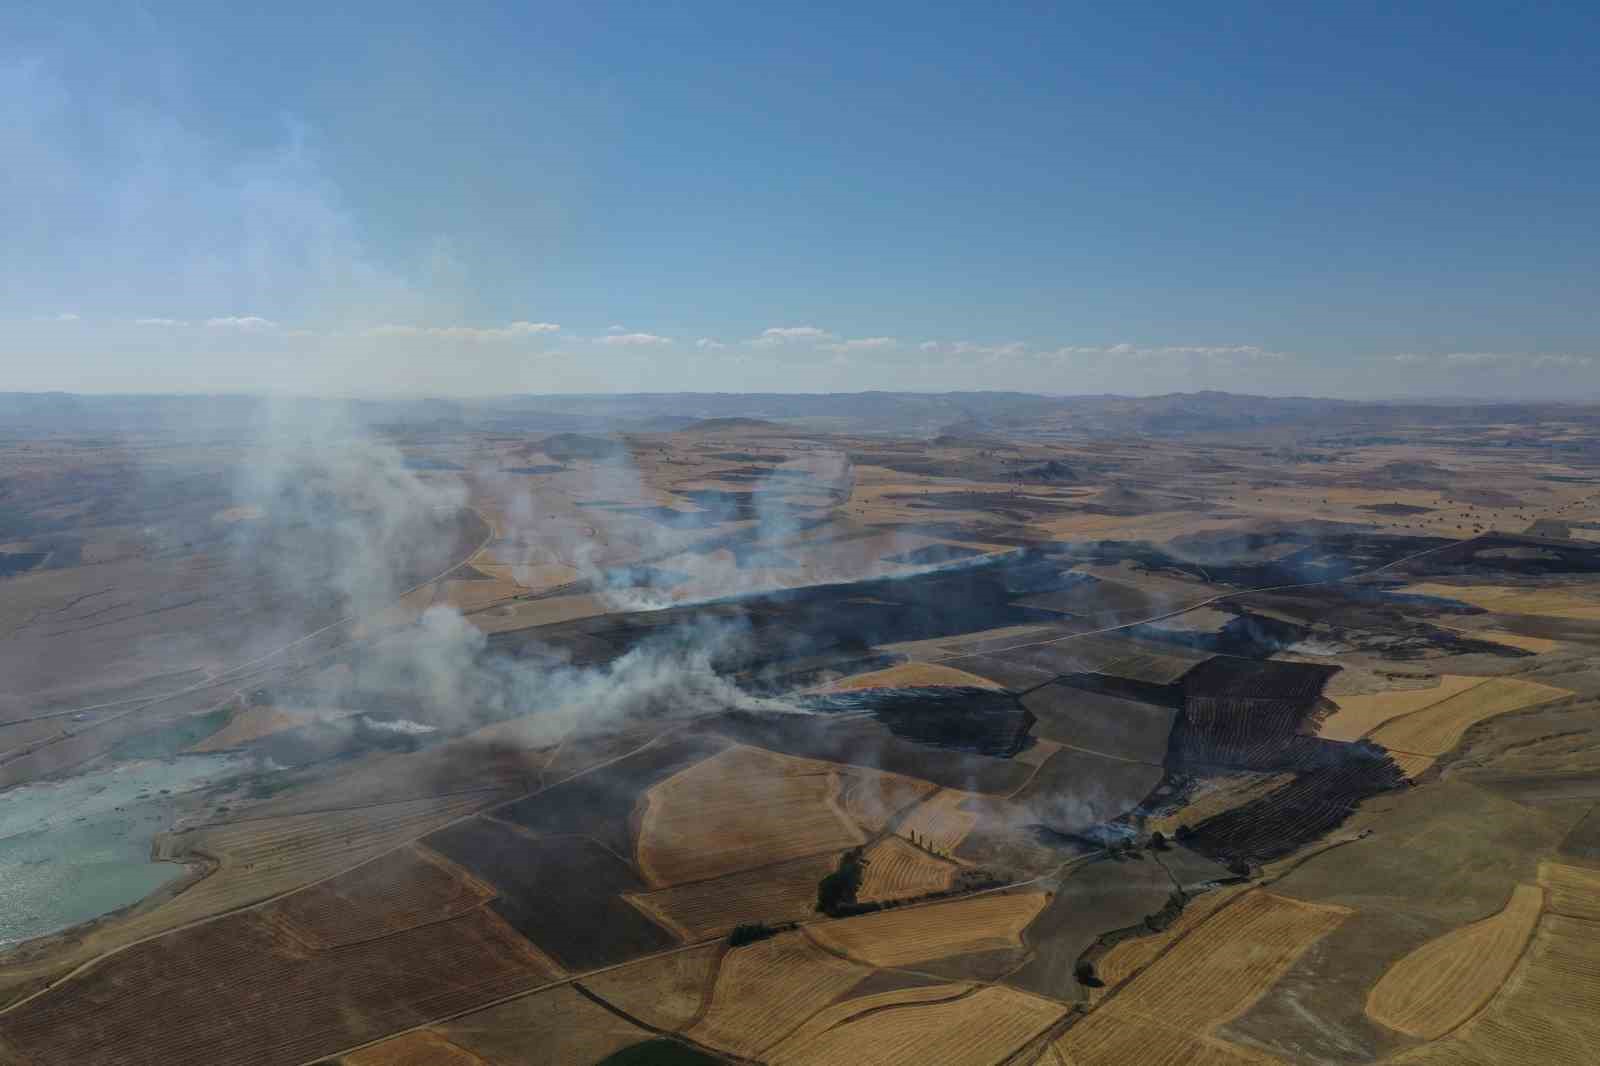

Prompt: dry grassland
xmin=626 ymin=852 xmax=841 ymax=939
xmin=636 ymin=745 xmax=865 ymax=886
xmin=1388 ymin=752 xmax=1438 ymax=780
xmin=1366 ymin=883 xmax=1544 ymax=1039
xmin=1319 ymin=676 xmax=1485 ymax=742
xmin=807 ymin=891 xmax=1048 ymax=967
xmin=836 ymin=768 xmax=937 ymax=834
xmin=344 ymin=1030 xmax=487 ymax=1066
xmin=1368 ymin=676 xmax=1570 ymax=755
xmin=1539 ymin=862 xmax=1600 ymax=921
xmin=817 ymin=662 xmax=1004 ymax=691
xmin=1404 ymin=582 xmax=1600 ymax=620
xmin=580 ymin=942 xmax=723 ymax=1032
xmin=1054 ymin=891 xmax=1350 ymax=1066
xmin=1383 ymin=913 xmax=1600 ymax=1065
xmin=895 ymin=789 xmax=980 ymax=854
xmin=768 ymin=985 xmax=1065 ymax=1066
xmin=1438 ymin=626 xmax=1562 ymax=654
xmin=1094 ymin=884 xmax=1252 ymax=991
xmin=857 ymin=836 xmax=957 ymax=903
xmin=442 ymin=984 xmax=652 ymax=1066
xmin=1145 ymin=775 xmax=1296 ymax=836
xmin=686 ymin=932 xmax=867 ymax=1058
xmin=437 ymin=576 xmax=526 ymax=612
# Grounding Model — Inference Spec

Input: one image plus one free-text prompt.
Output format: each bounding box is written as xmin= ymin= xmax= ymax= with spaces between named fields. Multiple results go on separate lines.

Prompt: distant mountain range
xmin=1 ymin=389 xmax=1595 ymax=440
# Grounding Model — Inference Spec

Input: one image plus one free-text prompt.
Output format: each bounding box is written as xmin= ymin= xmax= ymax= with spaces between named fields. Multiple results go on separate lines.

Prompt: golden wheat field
xmin=579 ymin=943 xmax=723 ymax=1032
xmin=1368 ymin=676 xmax=1570 ymax=755
xmin=762 ymin=982 xmax=972 ymax=1056
xmin=768 ymin=985 xmax=1066 ymax=1066
xmin=894 ymin=789 xmax=980 ymax=855
xmin=856 ymin=836 xmax=957 ymax=904
xmin=1093 ymin=884 xmax=1253 ymax=992
xmin=1539 ymin=861 xmax=1600 ymax=922
xmin=1403 ymin=582 xmax=1600 ymax=620
xmin=1318 ymin=675 xmax=1485 ymax=742
xmin=818 ymin=661 xmax=1005 ymax=691
xmin=1366 ymin=882 xmax=1544 ymax=1039
xmin=1383 ymin=913 xmax=1600 ymax=1065
xmin=1055 ymin=891 xmax=1350 ymax=1066
xmin=686 ymin=932 xmax=867 ymax=1059
xmin=806 ymin=891 xmax=1048 ymax=968
xmin=625 ymin=852 xmax=841 ymax=939
xmin=636 ymin=745 xmax=865 ymax=886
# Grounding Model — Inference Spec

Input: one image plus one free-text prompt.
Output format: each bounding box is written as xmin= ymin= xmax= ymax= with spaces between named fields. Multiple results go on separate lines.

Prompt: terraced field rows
xmin=687 ymin=932 xmax=866 ymax=1058
xmin=769 ymin=985 xmax=1065 ymax=1066
xmin=1368 ymin=676 xmax=1571 ymax=756
xmin=857 ymin=836 xmax=956 ymax=903
xmin=1366 ymin=883 xmax=1544 ymax=1039
xmin=637 ymin=745 xmax=865 ymax=886
xmin=808 ymin=891 xmax=1048 ymax=967
xmin=1055 ymin=891 xmax=1350 ymax=1066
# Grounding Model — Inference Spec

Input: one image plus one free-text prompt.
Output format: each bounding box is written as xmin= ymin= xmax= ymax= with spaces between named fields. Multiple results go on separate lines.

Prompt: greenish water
xmin=0 ymin=756 xmax=246 ymax=947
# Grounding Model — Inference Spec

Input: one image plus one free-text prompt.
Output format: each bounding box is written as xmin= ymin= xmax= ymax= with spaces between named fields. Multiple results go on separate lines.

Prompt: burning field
xmin=6 ymin=412 xmax=1600 ymax=1066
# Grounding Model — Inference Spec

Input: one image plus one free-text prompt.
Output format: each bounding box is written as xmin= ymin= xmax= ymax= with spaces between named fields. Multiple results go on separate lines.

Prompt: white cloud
xmin=919 ymin=340 xmax=940 ymax=352
xmin=1395 ymin=351 xmax=1597 ymax=370
xmin=206 ymin=315 xmax=278 ymax=329
xmin=597 ymin=332 xmax=671 ymax=346
xmin=757 ymin=325 xmax=836 ymax=345
xmin=54 ymin=312 xmax=80 ymax=322
xmin=134 ymin=317 xmax=188 ymax=326
xmin=823 ymin=336 xmax=896 ymax=352
xmin=364 ymin=320 xmax=560 ymax=340
xmin=1045 ymin=343 xmax=1282 ymax=362
xmin=696 ymin=337 xmax=727 ymax=350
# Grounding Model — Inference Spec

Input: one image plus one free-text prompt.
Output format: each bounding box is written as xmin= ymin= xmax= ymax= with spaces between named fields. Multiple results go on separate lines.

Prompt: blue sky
xmin=3 ymin=2 xmax=1597 ymax=397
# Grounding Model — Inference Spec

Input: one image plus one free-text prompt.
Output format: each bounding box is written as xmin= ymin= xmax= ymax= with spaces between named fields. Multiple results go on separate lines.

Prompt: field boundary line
xmin=1354 ymin=677 xmax=1497 ymax=741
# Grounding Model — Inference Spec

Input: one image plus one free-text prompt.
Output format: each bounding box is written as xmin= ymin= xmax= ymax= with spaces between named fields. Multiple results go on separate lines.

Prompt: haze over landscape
xmin=4 ymin=5 xmax=1600 ymax=1066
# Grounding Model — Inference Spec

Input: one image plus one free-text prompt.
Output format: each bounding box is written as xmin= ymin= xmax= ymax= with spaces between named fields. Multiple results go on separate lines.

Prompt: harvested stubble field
xmin=767 ymin=984 xmax=1066 ymax=1066
xmin=1365 ymin=882 xmax=1544 ymax=1039
xmin=272 ymin=844 xmax=496 ymax=949
xmin=1540 ymin=861 xmax=1600 ymax=922
xmin=894 ymin=788 xmax=980 ymax=854
xmin=440 ymin=984 xmax=653 ymax=1065
xmin=636 ymin=744 xmax=865 ymax=886
xmin=686 ymin=931 xmax=867 ymax=1058
xmin=626 ymin=850 xmax=841 ymax=939
xmin=1054 ymin=891 xmax=1351 ymax=1066
xmin=579 ymin=942 xmax=724 ymax=1032
xmin=0 ymin=906 xmax=559 ymax=1066
xmin=1384 ymin=912 xmax=1600 ymax=1065
xmin=1319 ymin=675 xmax=1486 ymax=741
xmin=835 ymin=767 xmax=937 ymax=833
xmin=857 ymin=835 xmax=957 ymax=903
xmin=807 ymin=891 xmax=1049 ymax=968
xmin=763 ymin=981 xmax=972 ymax=1058
xmin=817 ymin=661 xmax=1004 ymax=691
xmin=424 ymin=816 xmax=677 ymax=970
xmin=1403 ymin=582 xmax=1600 ymax=620
xmin=1367 ymin=675 xmax=1569 ymax=755
xmin=1092 ymin=883 xmax=1253 ymax=992
xmin=343 ymin=1030 xmax=486 ymax=1066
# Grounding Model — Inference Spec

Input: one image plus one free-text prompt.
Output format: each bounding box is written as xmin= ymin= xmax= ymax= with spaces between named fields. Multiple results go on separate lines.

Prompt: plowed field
xmin=272 ymin=845 xmax=495 ymax=949
xmin=626 ymin=851 xmax=841 ymax=939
